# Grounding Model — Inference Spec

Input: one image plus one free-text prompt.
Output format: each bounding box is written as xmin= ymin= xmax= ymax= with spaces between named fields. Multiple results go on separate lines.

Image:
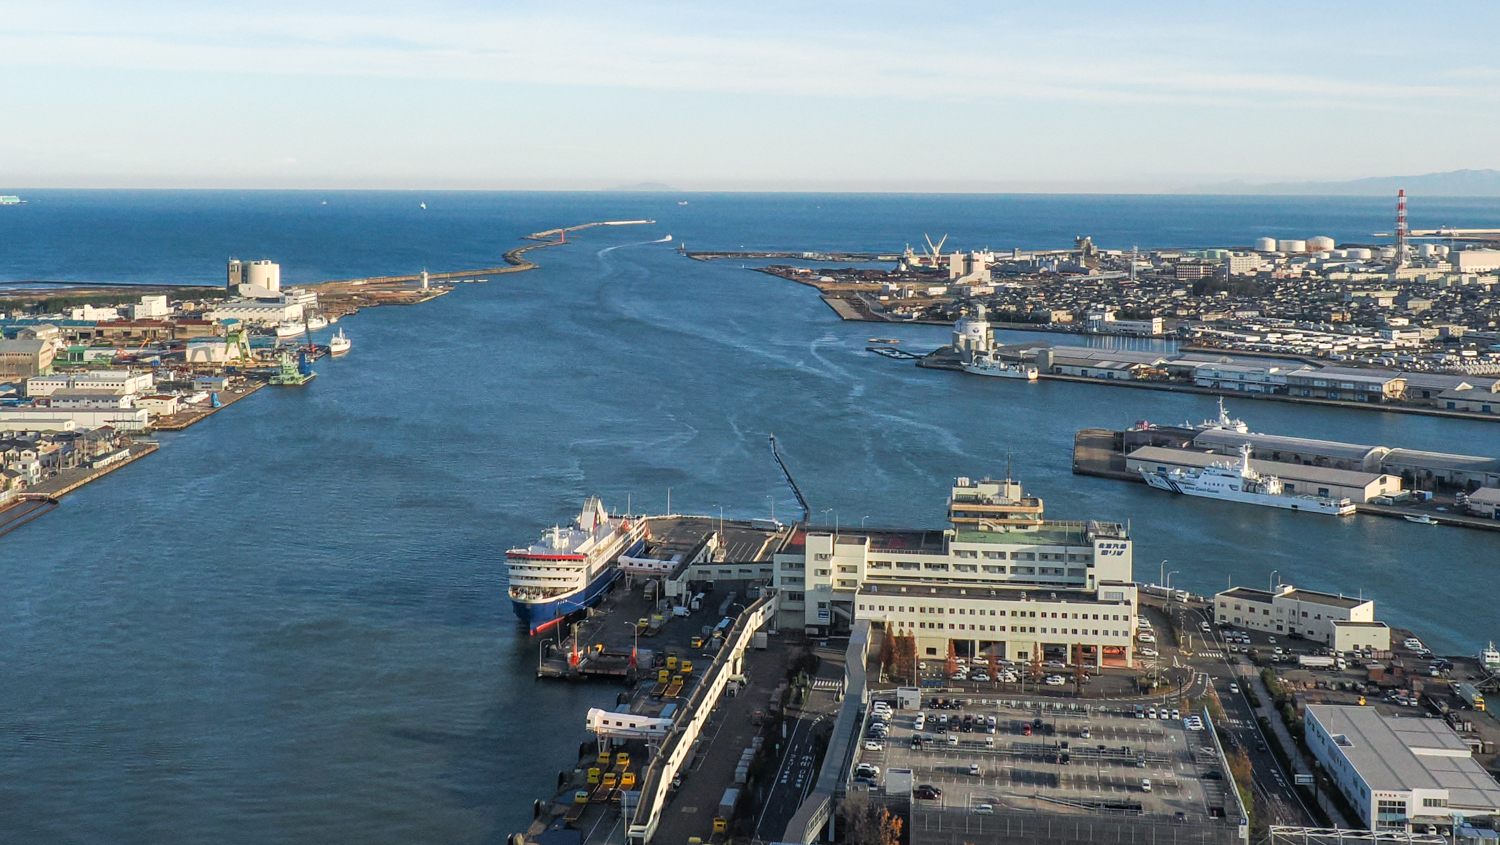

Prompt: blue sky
xmin=2 ymin=1 xmax=1498 ymax=190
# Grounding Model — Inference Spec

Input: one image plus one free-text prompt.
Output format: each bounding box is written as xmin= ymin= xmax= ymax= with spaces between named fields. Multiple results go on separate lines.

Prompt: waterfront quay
xmin=1071 ymin=417 xmax=1500 ymax=531
xmin=912 ymin=307 xmax=1500 ymax=422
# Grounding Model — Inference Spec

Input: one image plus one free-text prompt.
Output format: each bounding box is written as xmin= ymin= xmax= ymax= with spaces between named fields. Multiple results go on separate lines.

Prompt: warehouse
xmin=1305 ymin=704 xmax=1500 ymax=833
xmin=1126 ymin=445 xmax=1402 ymax=503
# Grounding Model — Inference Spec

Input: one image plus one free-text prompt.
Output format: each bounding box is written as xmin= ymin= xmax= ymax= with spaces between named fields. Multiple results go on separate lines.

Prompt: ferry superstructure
xmin=961 ymin=351 xmax=1039 ymax=381
xmin=506 ymin=497 xmax=647 ymax=634
xmin=1139 ymin=443 xmax=1356 ymax=516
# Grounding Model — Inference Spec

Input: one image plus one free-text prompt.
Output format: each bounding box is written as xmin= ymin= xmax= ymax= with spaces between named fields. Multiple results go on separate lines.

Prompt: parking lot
xmin=853 ymin=694 xmax=1242 ymax=827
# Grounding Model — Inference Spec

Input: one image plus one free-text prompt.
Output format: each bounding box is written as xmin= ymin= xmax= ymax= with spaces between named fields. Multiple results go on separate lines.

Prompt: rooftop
xmin=1127 ymin=445 xmax=1392 ymax=487
xmin=953 ymin=521 xmax=1125 ymax=546
xmin=860 ymin=582 xmax=1112 ymax=604
xmin=1306 ymin=705 xmax=1500 ymax=811
xmin=1191 ymin=429 xmax=1386 ymax=465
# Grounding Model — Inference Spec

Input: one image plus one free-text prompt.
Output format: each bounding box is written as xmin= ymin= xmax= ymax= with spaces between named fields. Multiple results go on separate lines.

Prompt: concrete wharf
xmin=1072 ymin=427 xmax=1500 ymax=533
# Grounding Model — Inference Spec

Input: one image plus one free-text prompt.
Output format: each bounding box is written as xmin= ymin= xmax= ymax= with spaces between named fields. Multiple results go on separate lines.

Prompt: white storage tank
xmin=1254 ymin=237 xmax=1277 ymax=252
xmin=1435 ymin=244 xmax=1450 ymax=257
xmin=1347 ymin=247 xmax=1373 ymax=260
xmin=1379 ymin=247 xmax=1397 ymax=259
xmin=1419 ymin=243 xmax=1439 ymax=258
xmin=1308 ymin=235 xmax=1336 ymax=252
xmin=1332 ymin=249 xmax=1349 ymax=259
xmin=1277 ymin=239 xmax=1308 ymax=253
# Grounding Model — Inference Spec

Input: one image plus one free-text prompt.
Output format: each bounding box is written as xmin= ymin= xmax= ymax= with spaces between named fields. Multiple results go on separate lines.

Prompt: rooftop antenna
xmin=1005 ymin=450 xmax=1014 ymax=482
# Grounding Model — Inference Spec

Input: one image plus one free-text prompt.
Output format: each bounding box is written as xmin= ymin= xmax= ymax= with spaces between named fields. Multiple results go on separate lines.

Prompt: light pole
xmin=624 ymin=621 xmax=639 ymax=664
xmin=1166 ymin=570 xmax=1179 ymax=594
xmin=861 ymin=515 xmax=870 ymax=529
xmin=1159 ymin=560 xmax=1168 ymax=589
xmin=1269 ymin=569 xmax=1279 ymax=593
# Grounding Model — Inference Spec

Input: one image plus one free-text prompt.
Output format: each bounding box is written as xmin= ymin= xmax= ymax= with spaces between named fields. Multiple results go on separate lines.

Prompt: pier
xmin=768 ymin=434 xmax=810 ymax=522
xmin=152 ymin=379 xmax=266 ymax=431
xmin=1072 ymin=427 xmax=1500 ymax=533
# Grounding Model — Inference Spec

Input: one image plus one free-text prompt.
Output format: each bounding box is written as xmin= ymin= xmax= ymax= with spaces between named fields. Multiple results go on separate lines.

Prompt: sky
xmin=2 ymin=1 xmax=1499 ymax=191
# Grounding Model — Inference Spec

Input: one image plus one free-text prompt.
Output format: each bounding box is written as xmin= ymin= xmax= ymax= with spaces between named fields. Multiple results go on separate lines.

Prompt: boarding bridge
xmin=585 ymin=709 xmax=674 ymax=741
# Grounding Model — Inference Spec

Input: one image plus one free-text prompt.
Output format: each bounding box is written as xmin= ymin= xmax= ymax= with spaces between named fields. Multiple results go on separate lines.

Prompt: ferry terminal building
xmin=772 ymin=476 xmax=1140 ymax=667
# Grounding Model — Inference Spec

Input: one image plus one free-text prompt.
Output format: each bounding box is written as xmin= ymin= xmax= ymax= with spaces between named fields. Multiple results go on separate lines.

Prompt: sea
xmin=2 ymin=190 xmax=1498 ymax=843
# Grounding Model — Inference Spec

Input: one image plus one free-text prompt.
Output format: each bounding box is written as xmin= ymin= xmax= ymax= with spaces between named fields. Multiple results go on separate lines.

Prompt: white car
xmin=1171 ymin=708 xmax=1180 ymax=720
xmin=1045 ymin=675 xmax=1066 ymax=686
xmin=1228 ymin=683 xmax=1240 ymax=694
xmin=1184 ymin=718 xmax=1204 ymax=731
xmin=973 ymin=803 xmax=994 ymax=815
xmin=971 ymin=672 xmax=991 ymax=682
xmin=1138 ymin=633 xmax=1157 ymax=644
xmin=864 ymin=740 xmax=884 ymax=751
xmin=1139 ymin=647 xmax=1158 ymax=658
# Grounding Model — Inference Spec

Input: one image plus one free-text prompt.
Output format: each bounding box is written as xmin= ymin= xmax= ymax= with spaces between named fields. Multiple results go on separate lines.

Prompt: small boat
xmin=868 ymin=337 xmax=901 ymax=345
xmin=328 ymin=328 xmax=351 ymax=356
xmin=1404 ymin=514 xmax=1438 ymax=525
xmin=419 ymin=201 xmax=427 ymax=210
xmin=677 ymin=200 xmax=688 ymax=206
xmin=1481 ymin=641 xmax=1500 ymax=672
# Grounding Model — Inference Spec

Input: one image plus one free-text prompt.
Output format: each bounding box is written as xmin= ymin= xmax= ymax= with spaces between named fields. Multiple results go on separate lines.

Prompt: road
xmin=1150 ymin=596 xmax=1319 ymax=827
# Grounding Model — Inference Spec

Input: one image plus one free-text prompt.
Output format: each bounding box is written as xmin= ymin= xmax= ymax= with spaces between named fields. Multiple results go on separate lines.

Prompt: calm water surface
xmin=1 ymin=191 xmax=1497 ymax=843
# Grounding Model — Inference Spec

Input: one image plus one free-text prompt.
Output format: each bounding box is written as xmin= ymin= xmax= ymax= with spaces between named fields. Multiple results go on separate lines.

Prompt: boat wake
xmin=596 ymin=234 xmax=672 ymax=256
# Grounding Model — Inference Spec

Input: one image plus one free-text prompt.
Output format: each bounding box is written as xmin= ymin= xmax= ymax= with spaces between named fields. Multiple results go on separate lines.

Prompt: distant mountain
xmin=604 ymin=182 xmax=680 ymax=192
xmin=1197 ymin=169 xmax=1500 ymax=197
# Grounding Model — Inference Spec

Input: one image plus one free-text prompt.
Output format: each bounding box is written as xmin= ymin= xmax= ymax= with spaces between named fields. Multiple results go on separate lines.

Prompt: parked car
xmin=914 ymin=785 xmax=941 ymax=800
xmin=864 ymin=740 xmax=884 ymax=751
xmin=973 ymin=803 xmax=994 ymax=815
xmin=1045 ymin=675 xmax=1066 ymax=686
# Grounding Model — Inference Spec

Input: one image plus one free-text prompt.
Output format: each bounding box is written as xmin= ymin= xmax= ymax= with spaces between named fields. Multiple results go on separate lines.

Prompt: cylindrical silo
xmin=1308 ymin=235 xmax=1336 ymax=252
xmin=1255 ymin=237 xmax=1277 ymax=252
xmin=1277 ymin=239 xmax=1307 ymax=253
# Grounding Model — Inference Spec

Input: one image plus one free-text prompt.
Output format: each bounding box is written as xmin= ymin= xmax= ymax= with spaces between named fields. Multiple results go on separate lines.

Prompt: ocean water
xmin=1 ymin=190 xmax=1498 ymax=843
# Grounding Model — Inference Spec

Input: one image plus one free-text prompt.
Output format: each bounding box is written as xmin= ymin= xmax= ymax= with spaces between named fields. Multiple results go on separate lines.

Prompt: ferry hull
xmin=509 ymin=537 xmax=646 ymax=635
xmin=511 ymin=567 xmax=623 ymax=634
xmin=1140 ymin=470 xmax=1355 ymax=516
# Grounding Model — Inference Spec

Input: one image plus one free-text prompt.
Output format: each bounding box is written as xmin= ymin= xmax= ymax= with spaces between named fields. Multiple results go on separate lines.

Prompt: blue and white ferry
xmin=506 ymin=497 xmax=647 ymax=635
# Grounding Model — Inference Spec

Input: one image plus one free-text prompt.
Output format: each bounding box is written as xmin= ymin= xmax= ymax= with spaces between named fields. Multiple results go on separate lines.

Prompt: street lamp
xmin=1269 ymin=569 xmax=1280 ymax=593
xmin=624 ymin=621 xmax=640 ymax=664
xmin=1159 ymin=560 xmax=1169 ymax=589
xmin=861 ymin=515 xmax=870 ymax=529
xmin=1166 ymin=570 xmax=1180 ymax=593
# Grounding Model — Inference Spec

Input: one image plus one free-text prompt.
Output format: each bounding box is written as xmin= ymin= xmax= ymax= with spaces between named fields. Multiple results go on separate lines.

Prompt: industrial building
xmin=1305 ymin=704 xmax=1500 ymax=833
xmin=772 ymin=475 xmax=1139 ymax=666
xmin=1171 ymin=428 xmax=1500 ymax=491
xmin=0 ymin=405 xmax=149 ymax=432
xmin=1332 ymin=620 xmax=1393 ymax=654
xmin=0 ymin=338 xmax=56 ymax=378
xmin=1213 ymin=584 xmax=1376 ymax=645
xmin=25 ymin=370 xmax=153 ymax=398
xmin=1124 ymin=445 xmax=1403 ymax=503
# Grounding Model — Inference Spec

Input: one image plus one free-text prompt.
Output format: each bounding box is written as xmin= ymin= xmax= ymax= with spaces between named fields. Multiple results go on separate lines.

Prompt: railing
xmin=625 ymin=591 xmax=778 ymax=845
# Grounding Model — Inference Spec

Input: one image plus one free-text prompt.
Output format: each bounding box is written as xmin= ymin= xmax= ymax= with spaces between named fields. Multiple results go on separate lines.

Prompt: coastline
xmin=1 ymin=219 xmax=647 ymax=539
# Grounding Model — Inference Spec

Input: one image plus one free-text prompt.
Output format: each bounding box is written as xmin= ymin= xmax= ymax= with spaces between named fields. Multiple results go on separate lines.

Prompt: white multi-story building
xmin=25 ymin=370 xmax=154 ymax=398
xmin=130 ymin=295 xmax=170 ymax=319
xmin=206 ymin=299 xmax=304 ymax=327
xmin=1213 ymin=584 xmax=1375 ymax=644
xmin=1305 ymin=705 xmax=1500 ymax=833
xmin=772 ymin=476 xmax=1139 ymax=666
